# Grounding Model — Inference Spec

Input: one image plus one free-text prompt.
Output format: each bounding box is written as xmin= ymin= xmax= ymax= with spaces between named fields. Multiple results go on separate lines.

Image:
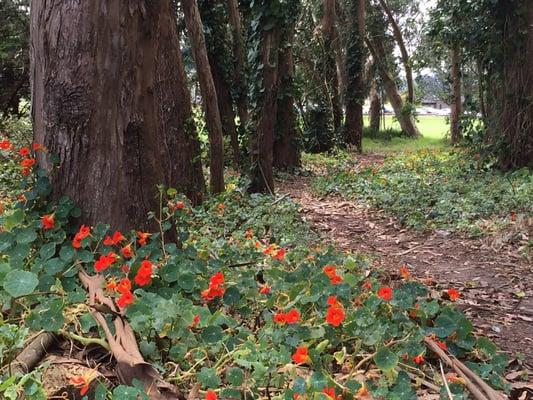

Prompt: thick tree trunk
xmin=274 ymin=28 xmax=300 ymax=170
xmin=199 ymin=0 xmax=240 ymax=166
xmin=369 ymin=82 xmax=381 ymax=132
xmin=30 ymin=0 xmax=205 ymax=231
xmin=450 ymin=46 xmax=462 ymax=144
xmin=498 ymin=0 xmax=533 ymax=169
xmin=377 ymin=0 xmax=414 ymax=103
xmin=366 ymin=37 xmax=420 ymax=137
xmin=248 ymin=28 xmax=280 ymax=194
xmin=227 ymin=0 xmax=249 ymax=129
xmin=344 ymin=0 xmax=366 ymax=151
xmin=322 ymin=0 xmax=343 ymax=135
xmin=182 ymin=0 xmax=225 ymax=193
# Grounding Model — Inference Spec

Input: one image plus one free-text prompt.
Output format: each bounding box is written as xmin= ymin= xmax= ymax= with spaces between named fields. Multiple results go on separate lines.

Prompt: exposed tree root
xmin=425 ymin=337 xmax=507 ymax=400
xmin=9 ymin=331 xmax=56 ymax=375
xmin=78 ymin=270 xmax=184 ymax=400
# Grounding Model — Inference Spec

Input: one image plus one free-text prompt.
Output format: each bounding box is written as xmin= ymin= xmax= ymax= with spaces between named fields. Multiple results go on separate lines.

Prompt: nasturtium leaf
xmin=36 ymin=298 xmax=65 ymax=331
xmin=59 ymin=245 xmax=75 ymax=262
xmin=94 ymin=383 xmax=107 ymax=400
xmin=226 ymin=367 xmax=245 ymax=386
xmin=16 ymin=228 xmax=37 ymax=244
xmin=3 ymin=209 xmax=24 ymax=230
xmin=112 ymin=385 xmax=148 ymax=399
xmin=39 ymin=243 xmax=56 ymax=261
xmin=292 ymin=376 xmax=307 ymax=393
xmin=177 ymin=272 xmax=195 ymax=291
xmin=43 ymin=258 xmax=65 ymax=276
xmin=476 ymin=337 xmax=497 ymax=357
xmin=197 ymin=367 xmax=221 ymax=388
xmin=223 ymin=286 xmax=241 ymax=305
xmin=3 ymin=270 xmax=39 ymax=297
xmin=309 ymin=371 xmax=327 ymax=390
xmin=374 ymin=347 xmax=399 ymax=371
xmin=345 ymin=379 xmax=362 ymax=393
xmin=201 ymin=326 xmax=223 ymax=343
xmin=0 ymin=263 xmax=11 ymax=280
xmin=0 ymin=232 xmax=15 ymax=251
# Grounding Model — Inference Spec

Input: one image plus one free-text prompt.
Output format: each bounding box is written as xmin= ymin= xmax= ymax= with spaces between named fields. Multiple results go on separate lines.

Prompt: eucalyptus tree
xmin=31 ymin=0 xmax=205 ymax=230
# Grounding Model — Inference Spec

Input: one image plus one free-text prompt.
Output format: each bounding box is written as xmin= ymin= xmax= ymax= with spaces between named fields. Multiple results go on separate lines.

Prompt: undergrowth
xmin=0 ymin=135 xmax=517 ymax=399
xmin=311 ymin=149 xmax=533 ymax=237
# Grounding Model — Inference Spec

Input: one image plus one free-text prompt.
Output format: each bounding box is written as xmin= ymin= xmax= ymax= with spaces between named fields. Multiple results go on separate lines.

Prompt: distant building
xmin=420 ymin=94 xmax=448 ymax=110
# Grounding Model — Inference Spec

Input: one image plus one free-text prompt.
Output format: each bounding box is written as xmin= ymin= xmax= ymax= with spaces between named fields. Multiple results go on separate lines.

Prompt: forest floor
xmin=278 ymin=153 xmax=533 ymax=371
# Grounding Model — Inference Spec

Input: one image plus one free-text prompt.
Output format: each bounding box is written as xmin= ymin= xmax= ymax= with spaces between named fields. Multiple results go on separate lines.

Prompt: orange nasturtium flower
xmin=205 ymin=391 xmax=217 ymax=400
xmin=116 ymin=278 xmax=132 ymax=294
xmin=18 ymin=147 xmax=30 ymax=157
xmin=259 ymin=284 xmax=271 ymax=295
xmin=120 ymin=244 xmax=134 ymax=259
xmin=69 ymin=370 xmax=97 ymax=396
xmin=291 ymin=346 xmax=310 ymax=364
xmin=0 ymin=139 xmax=11 ymax=150
xmin=103 ymin=231 xmax=125 ymax=246
xmin=447 ymin=288 xmax=460 ymax=301
xmin=134 ymin=260 xmax=153 ymax=287
xmin=399 ymin=266 xmax=410 ymax=280
xmin=117 ymin=290 xmax=134 ymax=308
xmin=136 ymin=231 xmax=151 ymax=246
xmin=41 ymin=214 xmax=55 ymax=230
xmin=413 ymin=354 xmax=425 ymax=365
xmin=326 ymin=305 xmax=346 ymax=327
xmin=377 ymin=286 xmax=393 ymax=301
xmin=72 ymin=224 xmax=91 ymax=248
xmin=190 ymin=315 xmax=200 ymax=329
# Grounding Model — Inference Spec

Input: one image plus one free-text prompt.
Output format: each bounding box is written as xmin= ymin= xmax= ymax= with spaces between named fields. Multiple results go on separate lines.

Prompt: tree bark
xmin=30 ymin=0 xmax=205 ymax=231
xmin=344 ymin=0 xmax=366 ymax=151
xmin=274 ymin=28 xmax=300 ymax=170
xmin=498 ymin=0 xmax=533 ymax=169
xmin=450 ymin=46 xmax=462 ymax=144
xmin=199 ymin=0 xmax=240 ymax=166
xmin=227 ymin=0 xmax=249 ymax=129
xmin=322 ymin=0 xmax=343 ymax=135
xmin=377 ymin=0 xmax=414 ymax=104
xmin=369 ymin=82 xmax=381 ymax=132
xmin=248 ymin=27 xmax=280 ymax=194
xmin=366 ymin=37 xmax=421 ymax=137
xmin=182 ymin=0 xmax=225 ymax=193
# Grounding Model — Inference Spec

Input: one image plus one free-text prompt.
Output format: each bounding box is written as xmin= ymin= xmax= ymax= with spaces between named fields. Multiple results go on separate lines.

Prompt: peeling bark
xmin=30 ymin=0 xmax=205 ymax=231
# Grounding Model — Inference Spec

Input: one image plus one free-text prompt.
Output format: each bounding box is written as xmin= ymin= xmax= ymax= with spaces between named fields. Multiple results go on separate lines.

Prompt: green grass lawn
xmin=363 ymin=115 xmax=450 ymax=153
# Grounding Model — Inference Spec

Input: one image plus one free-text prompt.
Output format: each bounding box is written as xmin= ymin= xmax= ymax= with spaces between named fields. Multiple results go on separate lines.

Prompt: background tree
xmin=182 ymin=0 xmax=225 ymax=192
xmin=31 ymin=0 xmax=205 ymax=230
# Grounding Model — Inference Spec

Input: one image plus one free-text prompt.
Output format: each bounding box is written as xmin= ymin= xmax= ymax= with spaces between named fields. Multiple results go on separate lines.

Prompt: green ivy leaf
xmin=3 ymin=270 xmax=39 ymax=297
xmin=374 ymin=347 xmax=399 ymax=371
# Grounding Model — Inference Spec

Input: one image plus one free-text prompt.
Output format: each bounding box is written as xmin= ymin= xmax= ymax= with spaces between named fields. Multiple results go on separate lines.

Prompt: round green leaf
xmin=226 ymin=367 xmax=244 ymax=386
xmin=201 ymin=326 xmax=223 ymax=343
xmin=39 ymin=243 xmax=56 ymax=261
xmin=374 ymin=347 xmax=399 ymax=371
xmin=3 ymin=270 xmax=39 ymax=297
xmin=16 ymin=228 xmax=37 ymax=244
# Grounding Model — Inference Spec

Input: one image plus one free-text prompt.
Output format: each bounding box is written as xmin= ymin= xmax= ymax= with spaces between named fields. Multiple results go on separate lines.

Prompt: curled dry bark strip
xmin=9 ymin=332 xmax=56 ymax=375
xmin=78 ymin=270 xmax=183 ymax=400
xmin=424 ymin=337 xmax=507 ymax=400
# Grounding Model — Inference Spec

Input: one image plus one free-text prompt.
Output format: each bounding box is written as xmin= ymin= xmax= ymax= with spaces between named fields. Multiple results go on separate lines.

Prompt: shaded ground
xmin=278 ymin=161 xmax=533 ymax=369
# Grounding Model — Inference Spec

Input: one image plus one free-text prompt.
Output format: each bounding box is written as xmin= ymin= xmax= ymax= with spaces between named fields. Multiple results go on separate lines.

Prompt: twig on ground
xmin=440 ymin=360 xmax=454 ymax=400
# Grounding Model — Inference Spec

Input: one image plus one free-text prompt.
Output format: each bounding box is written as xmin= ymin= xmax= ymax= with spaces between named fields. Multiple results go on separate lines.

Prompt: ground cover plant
xmin=311 ymin=149 xmax=533 ymax=238
xmin=0 ymin=134 xmax=520 ymax=399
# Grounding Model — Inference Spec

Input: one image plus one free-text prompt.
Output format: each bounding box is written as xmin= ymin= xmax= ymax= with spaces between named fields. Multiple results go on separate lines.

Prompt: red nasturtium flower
xmin=326 ymin=304 xmax=346 ymax=327
xmin=436 ymin=340 xmax=448 ymax=352
xmin=103 ymin=231 xmax=125 ymax=246
xmin=323 ymin=387 xmax=342 ymax=400
xmin=413 ymin=354 xmax=425 ymax=365
xmin=72 ymin=225 xmax=91 ymax=248
xmin=20 ymin=157 xmax=35 ymax=168
xmin=190 ymin=314 xmax=200 ymax=329
xmin=274 ymin=313 xmax=287 ymax=324
xmin=285 ymin=308 xmax=300 ymax=324
xmin=32 ymin=142 xmax=43 ymax=151
xmin=201 ymin=272 xmax=225 ymax=301
xmin=399 ymin=266 xmax=410 ymax=280
xmin=205 ymin=391 xmax=217 ymax=400
xmin=41 ymin=214 xmax=55 ymax=230
xmin=136 ymin=231 xmax=151 ymax=246
xmin=120 ymin=244 xmax=134 ymax=259
xmin=0 ymin=139 xmax=11 ymax=150
xmin=94 ymin=252 xmax=118 ymax=273
xmin=273 ymin=248 xmax=286 ymax=261
xmin=134 ymin=260 xmax=153 ymax=287
xmin=106 ymin=279 xmax=117 ymax=291
xmin=292 ymin=346 xmax=310 ymax=364
xmin=69 ymin=372 xmax=96 ymax=396
xmin=447 ymin=288 xmax=460 ymax=301
xmin=117 ymin=290 xmax=134 ymax=308
xmin=116 ymin=278 xmax=132 ymax=294
xmin=259 ymin=284 xmax=271 ymax=295
xmin=377 ymin=286 xmax=393 ymax=301
xmin=323 ymin=265 xmax=337 ymax=278
xmin=18 ymin=147 xmax=30 ymax=157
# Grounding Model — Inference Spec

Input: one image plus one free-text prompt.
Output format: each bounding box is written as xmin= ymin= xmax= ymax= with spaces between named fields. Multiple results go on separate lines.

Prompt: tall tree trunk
xmin=227 ymin=0 xmax=249 ymax=129
xmin=199 ymin=0 xmax=240 ymax=166
xmin=344 ymin=0 xmax=366 ymax=151
xmin=498 ymin=0 xmax=533 ymax=169
xmin=30 ymin=0 xmax=205 ymax=231
xmin=377 ymin=0 xmax=414 ymax=103
xmin=450 ymin=46 xmax=462 ymax=144
xmin=248 ymin=27 xmax=280 ymax=194
xmin=182 ymin=0 xmax=225 ymax=193
xmin=322 ymin=0 xmax=343 ymax=135
xmin=274 ymin=28 xmax=300 ymax=170
xmin=369 ymin=82 xmax=381 ymax=132
xmin=366 ymin=37 xmax=421 ymax=137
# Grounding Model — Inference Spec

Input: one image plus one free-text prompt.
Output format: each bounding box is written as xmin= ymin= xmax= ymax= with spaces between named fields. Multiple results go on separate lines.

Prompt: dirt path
xmin=278 ymin=175 xmax=533 ymax=367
